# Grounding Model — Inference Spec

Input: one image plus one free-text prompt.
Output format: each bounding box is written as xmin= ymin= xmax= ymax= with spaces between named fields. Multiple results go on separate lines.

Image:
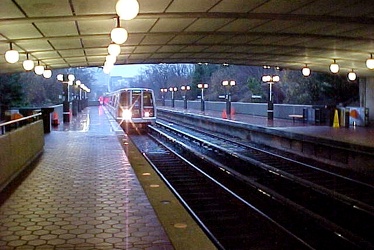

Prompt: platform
xmin=161 ymin=107 xmax=374 ymax=150
xmin=0 ymin=106 xmax=215 ymax=250
xmin=157 ymin=107 xmax=374 ymax=175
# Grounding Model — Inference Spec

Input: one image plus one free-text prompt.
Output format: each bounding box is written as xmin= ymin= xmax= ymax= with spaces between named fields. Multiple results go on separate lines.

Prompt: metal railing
xmin=0 ymin=112 xmax=42 ymax=135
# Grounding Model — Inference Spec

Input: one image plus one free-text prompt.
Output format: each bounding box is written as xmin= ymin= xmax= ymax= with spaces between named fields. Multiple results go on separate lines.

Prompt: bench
xmin=288 ymin=114 xmax=304 ymax=123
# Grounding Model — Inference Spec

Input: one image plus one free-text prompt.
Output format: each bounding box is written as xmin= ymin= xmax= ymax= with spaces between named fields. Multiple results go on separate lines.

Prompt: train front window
xmin=143 ymin=91 xmax=154 ymax=117
xmin=120 ymin=92 xmax=129 ymax=107
xmin=143 ymin=91 xmax=153 ymax=106
xmin=132 ymin=92 xmax=141 ymax=118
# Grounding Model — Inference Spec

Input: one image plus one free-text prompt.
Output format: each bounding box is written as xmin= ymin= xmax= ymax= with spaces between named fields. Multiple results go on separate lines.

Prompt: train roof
xmin=109 ymin=88 xmax=154 ymax=94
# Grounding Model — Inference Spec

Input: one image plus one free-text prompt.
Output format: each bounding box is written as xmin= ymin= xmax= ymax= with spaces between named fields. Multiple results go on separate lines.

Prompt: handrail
xmin=0 ymin=112 xmax=42 ymax=135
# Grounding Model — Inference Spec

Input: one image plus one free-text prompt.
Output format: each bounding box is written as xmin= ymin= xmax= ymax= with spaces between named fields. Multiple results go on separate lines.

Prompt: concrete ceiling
xmin=1 ymin=0 xmax=374 ymax=77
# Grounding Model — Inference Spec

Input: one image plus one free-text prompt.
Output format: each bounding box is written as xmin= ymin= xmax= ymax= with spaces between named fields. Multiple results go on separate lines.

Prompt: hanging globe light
xmin=116 ymin=0 xmax=139 ymax=20
xmin=43 ymin=68 xmax=52 ymax=79
xmin=347 ymin=70 xmax=357 ymax=81
xmin=111 ymin=17 xmax=128 ymax=44
xmin=34 ymin=61 xmax=44 ymax=75
xmin=108 ymin=43 xmax=121 ymax=56
xmin=329 ymin=59 xmax=339 ymax=74
xmin=106 ymin=54 xmax=117 ymax=65
xmin=366 ymin=54 xmax=374 ymax=69
xmin=5 ymin=43 xmax=19 ymax=64
xmin=301 ymin=64 xmax=311 ymax=77
xmin=23 ymin=53 xmax=35 ymax=71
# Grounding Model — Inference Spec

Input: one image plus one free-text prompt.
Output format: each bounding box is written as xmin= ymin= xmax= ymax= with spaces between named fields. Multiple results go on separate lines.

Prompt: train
xmin=104 ymin=88 xmax=156 ymax=132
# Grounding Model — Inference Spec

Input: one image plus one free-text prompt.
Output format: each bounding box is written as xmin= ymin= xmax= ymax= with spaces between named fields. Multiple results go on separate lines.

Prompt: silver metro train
xmin=105 ymin=88 xmax=156 ymax=131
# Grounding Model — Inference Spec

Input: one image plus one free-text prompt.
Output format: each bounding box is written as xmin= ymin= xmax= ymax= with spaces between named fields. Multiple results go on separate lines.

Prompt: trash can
xmin=41 ymin=107 xmax=54 ymax=133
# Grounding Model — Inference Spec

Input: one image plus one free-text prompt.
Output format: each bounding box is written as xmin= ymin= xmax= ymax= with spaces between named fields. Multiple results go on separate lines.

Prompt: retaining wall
xmin=0 ymin=120 xmax=44 ymax=191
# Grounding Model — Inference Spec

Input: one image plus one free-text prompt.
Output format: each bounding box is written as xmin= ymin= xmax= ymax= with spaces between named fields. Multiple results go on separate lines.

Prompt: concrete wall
xmin=164 ymin=100 xmax=320 ymax=122
xmin=0 ymin=120 xmax=44 ymax=191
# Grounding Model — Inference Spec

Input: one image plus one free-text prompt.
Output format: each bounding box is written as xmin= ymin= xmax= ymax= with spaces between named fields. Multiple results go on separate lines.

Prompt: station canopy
xmin=1 ymin=0 xmax=374 ymax=77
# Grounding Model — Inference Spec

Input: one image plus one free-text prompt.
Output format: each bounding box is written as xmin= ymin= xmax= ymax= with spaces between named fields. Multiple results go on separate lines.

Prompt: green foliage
xmin=281 ymin=70 xmax=359 ymax=105
xmin=0 ymin=74 xmax=24 ymax=107
xmin=0 ymin=67 xmax=97 ymax=108
xmin=247 ymin=77 xmax=264 ymax=98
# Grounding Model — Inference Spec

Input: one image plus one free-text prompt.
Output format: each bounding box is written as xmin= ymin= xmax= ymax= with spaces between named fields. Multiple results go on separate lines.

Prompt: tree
xmin=0 ymin=73 xmax=24 ymax=107
xmin=281 ymin=70 xmax=359 ymax=105
xmin=247 ymin=77 xmax=264 ymax=100
xmin=137 ymin=64 xmax=194 ymax=99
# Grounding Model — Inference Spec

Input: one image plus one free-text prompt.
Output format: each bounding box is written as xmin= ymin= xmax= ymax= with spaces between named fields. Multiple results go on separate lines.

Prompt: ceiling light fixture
xmin=116 ymin=0 xmax=139 ymax=20
xmin=34 ymin=61 xmax=45 ymax=75
xmin=106 ymin=54 xmax=117 ymax=65
xmin=301 ymin=64 xmax=311 ymax=77
xmin=329 ymin=59 xmax=339 ymax=74
xmin=111 ymin=17 xmax=128 ymax=44
xmin=366 ymin=53 xmax=374 ymax=69
xmin=5 ymin=42 xmax=19 ymax=64
xmin=43 ymin=68 xmax=52 ymax=79
xmin=347 ymin=69 xmax=357 ymax=81
xmin=23 ymin=53 xmax=34 ymax=71
xmin=108 ymin=43 xmax=121 ymax=56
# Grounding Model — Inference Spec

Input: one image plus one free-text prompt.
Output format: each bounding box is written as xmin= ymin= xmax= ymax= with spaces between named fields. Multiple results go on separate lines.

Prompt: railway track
xmin=129 ymin=121 xmax=374 ymax=249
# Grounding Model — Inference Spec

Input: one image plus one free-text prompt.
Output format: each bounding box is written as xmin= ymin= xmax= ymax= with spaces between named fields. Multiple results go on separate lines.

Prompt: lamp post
xmin=169 ymin=87 xmax=177 ymax=108
xmin=222 ymin=80 xmax=236 ymax=116
xmin=57 ymin=73 xmax=75 ymax=123
xmin=160 ymin=88 xmax=168 ymax=106
xmin=80 ymin=84 xmax=90 ymax=109
xmin=75 ymin=80 xmax=82 ymax=113
xmin=262 ymin=74 xmax=280 ymax=120
xmin=180 ymin=85 xmax=191 ymax=109
xmin=197 ymin=83 xmax=208 ymax=111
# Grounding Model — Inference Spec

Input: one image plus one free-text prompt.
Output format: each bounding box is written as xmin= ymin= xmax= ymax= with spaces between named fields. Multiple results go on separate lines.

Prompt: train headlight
xmin=122 ymin=109 xmax=132 ymax=120
xmin=144 ymin=111 xmax=150 ymax=118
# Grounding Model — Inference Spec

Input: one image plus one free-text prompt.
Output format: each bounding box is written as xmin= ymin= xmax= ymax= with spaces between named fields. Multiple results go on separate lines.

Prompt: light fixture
xmin=106 ymin=54 xmax=117 ymax=65
xmin=271 ymin=76 xmax=280 ymax=82
xmin=262 ymin=75 xmax=279 ymax=83
xmin=111 ymin=17 xmax=128 ymax=44
xmin=329 ymin=59 xmax=339 ymax=74
xmin=108 ymin=43 xmax=121 ymax=56
xmin=366 ymin=53 xmax=374 ymax=69
xmin=301 ymin=64 xmax=311 ymax=77
xmin=347 ymin=69 xmax=357 ymax=81
xmin=103 ymin=66 xmax=111 ymax=74
xmin=68 ymin=74 xmax=75 ymax=82
xmin=43 ymin=68 xmax=52 ymax=79
xmin=57 ymin=74 xmax=64 ymax=81
xmin=34 ymin=61 xmax=44 ymax=75
xmin=23 ymin=53 xmax=34 ymax=71
xmin=261 ymin=75 xmax=271 ymax=82
xmin=116 ymin=0 xmax=139 ymax=20
xmin=5 ymin=43 xmax=19 ymax=64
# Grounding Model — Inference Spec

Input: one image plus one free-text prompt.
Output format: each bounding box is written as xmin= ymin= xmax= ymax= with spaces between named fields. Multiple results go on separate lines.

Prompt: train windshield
xmin=119 ymin=92 xmax=129 ymax=106
xmin=143 ymin=90 xmax=155 ymax=117
xmin=143 ymin=91 xmax=153 ymax=106
xmin=132 ymin=91 xmax=141 ymax=118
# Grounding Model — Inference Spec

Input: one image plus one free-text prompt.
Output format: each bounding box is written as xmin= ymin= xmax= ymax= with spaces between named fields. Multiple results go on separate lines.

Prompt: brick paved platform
xmin=0 ymin=106 xmax=173 ymax=249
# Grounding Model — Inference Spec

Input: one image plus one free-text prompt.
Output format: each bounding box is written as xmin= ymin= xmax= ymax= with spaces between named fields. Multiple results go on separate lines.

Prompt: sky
xmin=109 ymin=64 xmax=146 ymax=77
